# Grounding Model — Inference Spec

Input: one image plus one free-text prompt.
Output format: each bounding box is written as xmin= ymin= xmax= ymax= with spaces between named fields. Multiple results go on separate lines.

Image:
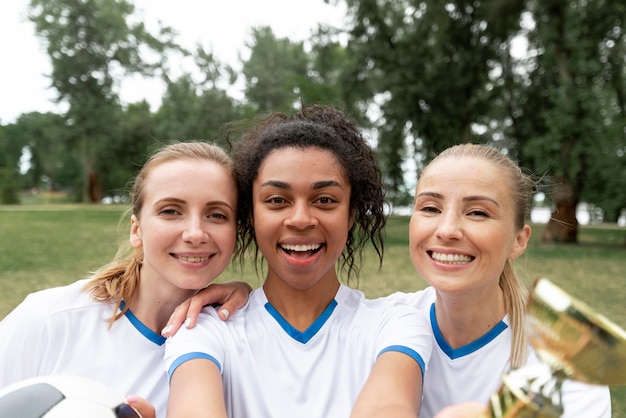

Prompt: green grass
xmin=1 ymin=206 xmax=625 ymax=415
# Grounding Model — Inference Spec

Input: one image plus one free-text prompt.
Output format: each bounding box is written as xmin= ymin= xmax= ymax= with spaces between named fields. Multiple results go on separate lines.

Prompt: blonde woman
xmin=400 ymin=144 xmax=610 ymax=417
xmin=0 ymin=142 xmax=249 ymax=418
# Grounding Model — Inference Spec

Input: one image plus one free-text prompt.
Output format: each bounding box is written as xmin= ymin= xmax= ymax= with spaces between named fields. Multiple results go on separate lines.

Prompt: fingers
xmin=161 ymin=299 xmax=192 ymax=337
xmin=161 ymin=281 xmax=254 ymax=337
xmin=185 ymin=294 xmax=207 ymax=327
xmin=216 ymin=281 xmax=253 ymax=321
xmin=125 ymin=395 xmax=156 ymax=418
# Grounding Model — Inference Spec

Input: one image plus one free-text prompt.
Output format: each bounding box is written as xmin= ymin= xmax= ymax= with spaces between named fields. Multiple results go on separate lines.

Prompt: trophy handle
xmin=475 ymin=278 xmax=626 ymax=417
xmin=527 ymin=278 xmax=626 ymax=386
xmin=484 ymin=364 xmax=563 ymax=418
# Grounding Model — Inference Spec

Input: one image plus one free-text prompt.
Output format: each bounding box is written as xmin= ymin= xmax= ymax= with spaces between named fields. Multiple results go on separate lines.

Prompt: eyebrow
xmin=260 ymin=180 xmax=344 ymax=190
xmin=416 ymin=191 xmax=500 ymax=207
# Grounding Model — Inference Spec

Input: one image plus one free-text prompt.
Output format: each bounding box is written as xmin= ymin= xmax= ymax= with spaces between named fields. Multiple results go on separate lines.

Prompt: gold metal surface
xmin=526 ymin=278 xmax=626 ymax=386
xmin=483 ymin=277 xmax=626 ymax=417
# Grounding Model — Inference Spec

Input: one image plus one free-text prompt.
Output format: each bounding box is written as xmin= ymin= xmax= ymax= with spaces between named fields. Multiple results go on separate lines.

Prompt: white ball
xmin=0 ymin=375 xmax=141 ymax=417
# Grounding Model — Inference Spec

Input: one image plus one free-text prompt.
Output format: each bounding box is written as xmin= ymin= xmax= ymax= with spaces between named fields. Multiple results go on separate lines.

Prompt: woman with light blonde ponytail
xmin=398 ymin=143 xmax=610 ymax=418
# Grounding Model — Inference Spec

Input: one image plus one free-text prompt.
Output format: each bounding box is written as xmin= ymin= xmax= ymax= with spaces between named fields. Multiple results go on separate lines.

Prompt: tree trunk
xmin=542 ymin=180 xmax=578 ymax=243
xmin=88 ymin=171 xmax=102 ymax=203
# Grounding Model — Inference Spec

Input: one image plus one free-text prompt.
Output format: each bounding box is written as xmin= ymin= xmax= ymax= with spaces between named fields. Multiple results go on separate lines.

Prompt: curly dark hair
xmin=228 ymin=104 xmax=386 ymax=283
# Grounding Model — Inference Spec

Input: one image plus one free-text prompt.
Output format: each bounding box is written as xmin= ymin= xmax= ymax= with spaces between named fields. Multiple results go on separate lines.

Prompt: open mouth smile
xmin=280 ymin=244 xmax=323 ymax=257
xmin=428 ymin=251 xmax=474 ymax=265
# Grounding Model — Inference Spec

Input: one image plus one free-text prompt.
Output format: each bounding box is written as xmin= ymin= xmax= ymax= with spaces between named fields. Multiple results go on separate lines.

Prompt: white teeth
xmin=282 ymin=244 xmax=320 ymax=252
xmin=176 ymin=255 xmax=210 ymax=263
xmin=431 ymin=252 xmax=472 ymax=264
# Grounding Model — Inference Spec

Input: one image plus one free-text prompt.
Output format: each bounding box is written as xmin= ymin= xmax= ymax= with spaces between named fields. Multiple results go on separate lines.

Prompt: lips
xmin=172 ymin=254 xmax=212 ymax=263
xmin=280 ymin=243 xmax=322 ymax=257
xmin=429 ymin=251 xmax=474 ymax=264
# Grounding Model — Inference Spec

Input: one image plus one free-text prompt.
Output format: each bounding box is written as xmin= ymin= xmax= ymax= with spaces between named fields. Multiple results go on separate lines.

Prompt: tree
xmin=336 ymin=0 xmax=526 ymax=202
xmin=514 ymin=0 xmax=625 ymax=241
xmin=241 ymin=27 xmax=311 ymax=113
xmin=10 ymin=112 xmax=76 ymax=195
xmin=102 ymin=100 xmax=154 ymax=198
xmin=332 ymin=0 xmax=625 ymax=232
xmin=153 ymin=46 xmax=242 ymax=144
xmin=28 ymin=0 xmax=180 ymax=202
xmin=0 ymin=124 xmax=24 ymax=204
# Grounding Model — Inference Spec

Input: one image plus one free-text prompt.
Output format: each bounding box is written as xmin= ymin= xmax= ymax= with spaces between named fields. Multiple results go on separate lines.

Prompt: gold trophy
xmin=486 ymin=278 xmax=626 ymax=417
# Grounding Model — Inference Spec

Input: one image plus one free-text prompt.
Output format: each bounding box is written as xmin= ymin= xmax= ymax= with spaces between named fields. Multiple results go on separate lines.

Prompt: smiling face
xmin=130 ymin=158 xmax=237 ymax=294
xmin=409 ymin=156 xmax=530 ymax=296
xmin=252 ymin=147 xmax=353 ymax=292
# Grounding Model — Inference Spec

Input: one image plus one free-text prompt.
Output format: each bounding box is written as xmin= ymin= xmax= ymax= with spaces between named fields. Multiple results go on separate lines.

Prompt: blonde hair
xmin=430 ymin=143 xmax=536 ymax=368
xmin=82 ymin=141 xmax=234 ymax=327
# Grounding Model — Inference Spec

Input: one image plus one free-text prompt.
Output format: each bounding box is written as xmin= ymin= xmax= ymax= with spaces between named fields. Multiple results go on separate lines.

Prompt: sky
xmin=0 ymin=0 xmax=347 ymax=124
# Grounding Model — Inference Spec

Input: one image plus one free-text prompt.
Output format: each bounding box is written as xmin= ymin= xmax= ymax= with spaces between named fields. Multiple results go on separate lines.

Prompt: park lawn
xmin=1 ymin=205 xmax=625 ymax=414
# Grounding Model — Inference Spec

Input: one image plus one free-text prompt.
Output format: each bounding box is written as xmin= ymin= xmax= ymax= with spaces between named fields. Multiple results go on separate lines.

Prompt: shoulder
xmin=384 ymin=287 xmax=435 ymax=311
xmin=0 ymin=280 xmax=108 ymax=355
xmin=5 ymin=279 xmax=98 ymax=319
xmin=335 ymin=286 xmax=431 ymax=337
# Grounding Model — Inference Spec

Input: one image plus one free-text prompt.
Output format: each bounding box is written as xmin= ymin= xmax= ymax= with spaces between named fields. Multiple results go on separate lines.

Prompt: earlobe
xmin=510 ymin=224 xmax=531 ymax=259
xmin=130 ymin=234 xmax=142 ymax=247
xmin=130 ymin=214 xmax=143 ymax=248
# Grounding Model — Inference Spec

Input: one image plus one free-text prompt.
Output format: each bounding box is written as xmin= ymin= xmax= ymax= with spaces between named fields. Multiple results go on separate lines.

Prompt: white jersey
xmin=165 ymin=285 xmax=432 ymax=418
xmin=0 ymin=279 xmax=169 ymax=418
xmin=387 ymin=287 xmax=611 ymax=418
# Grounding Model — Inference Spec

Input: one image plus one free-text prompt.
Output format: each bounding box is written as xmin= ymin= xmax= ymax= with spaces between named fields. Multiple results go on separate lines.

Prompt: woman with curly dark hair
xmin=165 ymin=105 xmax=432 ymax=418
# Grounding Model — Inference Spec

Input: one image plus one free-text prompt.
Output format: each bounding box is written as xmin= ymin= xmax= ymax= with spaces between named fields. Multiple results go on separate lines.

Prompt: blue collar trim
xmin=120 ymin=300 xmax=166 ymax=346
xmin=264 ymin=299 xmax=338 ymax=344
xmin=430 ymin=303 xmax=508 ymax=359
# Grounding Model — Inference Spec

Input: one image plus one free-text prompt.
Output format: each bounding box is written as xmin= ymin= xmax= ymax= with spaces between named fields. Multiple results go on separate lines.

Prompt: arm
xmin=350 ymin=351 xmax=423 ymax=418
xmin=432 ymin=402 xmax=488 ymax=418
xmin=162 ymin=281 xmax=253 ymax=336
xmin=167 ymin=359 xmax=227 ymax=418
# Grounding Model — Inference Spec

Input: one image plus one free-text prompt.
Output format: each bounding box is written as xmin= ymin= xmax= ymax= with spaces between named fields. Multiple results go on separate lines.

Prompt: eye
xmin=317 ymin=196 xmax=337 ymax=205
xmin=208 ymin=212 xmax=228 ymax=221
xmin=467 ymin=209 xmax=490 ymax=218
xmin=418 ymin=205 xmax=440 ymax=214
xmin=268 ymin=196 xmax=286 ymax=205
xmin=159 ymin=207 xmax=180 ymax=216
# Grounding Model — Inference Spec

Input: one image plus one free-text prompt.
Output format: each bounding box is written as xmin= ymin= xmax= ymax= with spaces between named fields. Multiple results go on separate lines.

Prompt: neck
xmin=263 ymin=277 xmax=340 ymax=332
xmin=434 ymin=285 xmax=506 ymax=349
xmin=127 ymin=281 xmax=196 ymax=334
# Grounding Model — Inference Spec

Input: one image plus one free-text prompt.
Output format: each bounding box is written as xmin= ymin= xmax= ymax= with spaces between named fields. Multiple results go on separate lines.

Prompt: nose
xmin=182 ymin=216 xmax=209 ymax=244
xmin=284 ymin=201 xmax=317 ymax=229
xmin=435 ymin=212 xmax=462 ymax=241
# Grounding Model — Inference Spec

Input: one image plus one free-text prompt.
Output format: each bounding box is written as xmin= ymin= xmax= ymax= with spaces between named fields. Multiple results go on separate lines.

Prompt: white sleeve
xmin=0 ymin=293 xmax=51 ymax=388
xmin=164 ymin=307 xmax=225 ymax=379
xmin=375 ymin=302 xmax=432 ymax=375
xmin=561 ymin=379 xmax=611 ymax=418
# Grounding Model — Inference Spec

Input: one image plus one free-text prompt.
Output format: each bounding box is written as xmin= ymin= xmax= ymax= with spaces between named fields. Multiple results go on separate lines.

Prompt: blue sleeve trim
xmin=167 ymin=352 xmax=221 ymax=381
xmin=378 ymin=345 xmax=426 ymax=376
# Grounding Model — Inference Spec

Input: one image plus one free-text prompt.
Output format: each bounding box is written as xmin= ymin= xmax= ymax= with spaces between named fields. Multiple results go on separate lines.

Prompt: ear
xmin=509 ymin=224 xmax=531 ymax=259
xmin=130 ymin=214 xmax=143 ymax=248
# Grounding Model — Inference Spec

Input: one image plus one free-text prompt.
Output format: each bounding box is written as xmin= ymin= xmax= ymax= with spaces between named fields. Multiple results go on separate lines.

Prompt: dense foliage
xmin=2 ymin=0 xmax=624 ymax=243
